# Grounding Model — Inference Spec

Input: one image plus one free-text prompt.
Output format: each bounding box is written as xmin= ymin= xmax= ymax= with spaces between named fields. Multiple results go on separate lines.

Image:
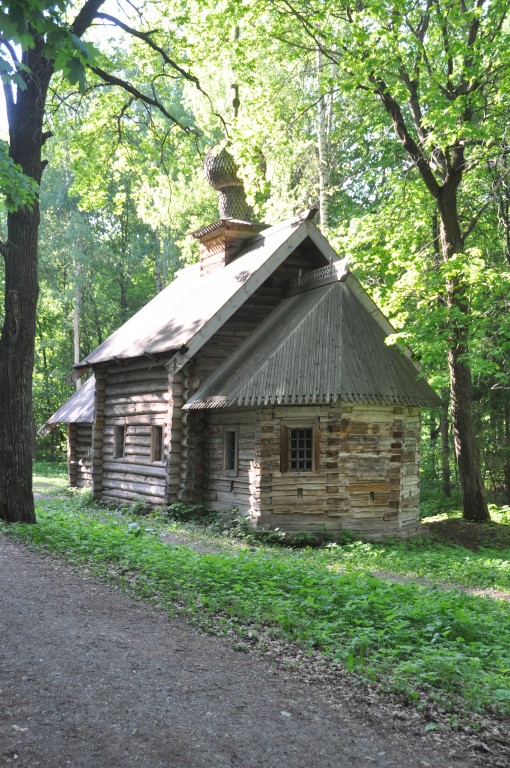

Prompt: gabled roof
xmin=81 ymin=214 xmax=328 ymax=367
xmin=184 ymin=275 xmax=440 ymax=409
xmin=39 ymin=375 xmax=95 ymax=435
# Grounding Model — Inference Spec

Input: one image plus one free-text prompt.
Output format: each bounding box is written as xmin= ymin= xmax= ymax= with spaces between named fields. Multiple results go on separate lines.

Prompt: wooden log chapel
xmin=44 ymin=145 xmax=440 ymax=538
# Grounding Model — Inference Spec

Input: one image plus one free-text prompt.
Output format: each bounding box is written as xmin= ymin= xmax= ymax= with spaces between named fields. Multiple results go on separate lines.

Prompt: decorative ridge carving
xmin=289 ymin=259 xmax=349 ymax=292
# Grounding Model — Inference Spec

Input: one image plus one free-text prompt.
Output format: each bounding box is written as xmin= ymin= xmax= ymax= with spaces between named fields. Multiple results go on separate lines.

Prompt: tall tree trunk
xmin=504 ymin=398 xmax=510 ymax=505
xmin=431 ymin=216 xmax=452 ymax=498
xmin=440 ymin=388 xmax=451 ymax=497
xmin=74 ymin=268 xmax=81 ymax=391
xmin=0 ymin=43 xmax=52 ymax=523
xmin=154 ymin=228 xmax=164 ymax=294
xmin=315 ymin=48 xmax=329 ymax=232
xmin=437 ymin=180 xmax=489 ymax=522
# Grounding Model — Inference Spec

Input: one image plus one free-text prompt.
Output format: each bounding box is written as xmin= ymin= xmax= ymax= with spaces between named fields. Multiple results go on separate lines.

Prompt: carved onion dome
xmin=203 ymin=143 xmax=251 ymax=220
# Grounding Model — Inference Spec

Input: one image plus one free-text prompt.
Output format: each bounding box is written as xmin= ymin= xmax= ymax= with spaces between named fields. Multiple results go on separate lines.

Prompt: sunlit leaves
xmin=0 ymin=1 xmax=97 ymax=94
xmin=0 ymin=140 xmax=38 ymax=211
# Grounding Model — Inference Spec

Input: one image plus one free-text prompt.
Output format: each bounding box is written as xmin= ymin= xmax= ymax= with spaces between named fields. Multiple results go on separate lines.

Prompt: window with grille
xmin=280 ymin=422 xmax=318 ymax=473
xmin=289 ymin=427 xmax=313 ymax=471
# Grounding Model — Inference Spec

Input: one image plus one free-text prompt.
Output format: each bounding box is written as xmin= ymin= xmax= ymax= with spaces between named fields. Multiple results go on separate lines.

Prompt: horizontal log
xmin=105 ymin=393 xmax=170 ymax=407
xmin=267 ymin=506 xmax=327 ymax=516
xmin=102 ymin=489 xmax=165 ymax=505
xmin=105 ymin=403 xmax=168 ymax=417
xmin=103 ymin=460 xmax=166 ymax=478
xmin=124 ymin=449 xmax=151 ymax=461
xmin=105 ymin=414 xmax=156 ymax=426
xmin=105 ymin=381 xmax=169 ymax=397
xmin=75 ymin=479 xmax=92 ymax=488
xmin=124 ymin=436 xmax=152 ymax=447
xmin=104 ymin=425 xmax=152 ymax=437
xmin=104 ymin=469 xmax=165 ymax=486
xmin=106 ymin=358 xmax=169 ymax=374
xmin=102 ymin=478 xmax=166 ymax=498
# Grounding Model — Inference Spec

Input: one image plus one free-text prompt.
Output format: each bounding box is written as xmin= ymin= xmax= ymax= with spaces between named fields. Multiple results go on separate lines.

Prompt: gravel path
xmin=0 ymin=535 xmax=507 ymax=768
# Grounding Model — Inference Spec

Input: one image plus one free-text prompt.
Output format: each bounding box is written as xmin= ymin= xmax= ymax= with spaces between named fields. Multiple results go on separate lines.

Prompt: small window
xmin=151 ymin=425 xmax=164 ymax=462
xmin=223 ymin=427 xmax=238 ymax=473
xmin=113 ymin=425 xmax=125 ymax=459
xmin=281 ymin=422 xmax=318 ymax=473
xmin=290 ymin=427 xmax=313 ymax=471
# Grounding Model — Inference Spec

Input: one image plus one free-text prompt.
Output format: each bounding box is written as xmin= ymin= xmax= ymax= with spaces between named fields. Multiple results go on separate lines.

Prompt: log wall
xmin=257 ymin=404 xmax=344 ymax=532
xmin=178 ymin=362 xmax=208 ymax=504
xmin=399 ymin=408 xmax=421 ymax=530
xmin=67 ymin=423 xmax=92 ymax=489
xmin=92 ymin=367 xmax=106 ymax=500
xmin=99 ymin=359 xmax=170 ymax=506
xmin=203 ymin=409 xmax=263 ymax=522
xmin=203 ymin=402 xmax=421 ymax=536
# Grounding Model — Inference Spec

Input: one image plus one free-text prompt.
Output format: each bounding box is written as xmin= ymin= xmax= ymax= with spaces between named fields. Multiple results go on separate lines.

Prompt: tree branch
xmin=95 ymin=12 xmax=228 ymax=134
xmin=0 ymin=34 xmax=20 ymax=65
xmin=72 ymin=0 xmax=107 ymax=38
xmin=0 ymin=36 xmax=19 ymax=130
xmin=433 ymin=0 xmax=453 ymax=82
xmin=96 ymin=13 xmax=199 ymax=88
xmin=89 ymin=66 xmax=200 ymax=135
xmin=370 ymin=76 xmax=440 ymax=198
xmin=2 ymin=79 xmax=15 ymax=132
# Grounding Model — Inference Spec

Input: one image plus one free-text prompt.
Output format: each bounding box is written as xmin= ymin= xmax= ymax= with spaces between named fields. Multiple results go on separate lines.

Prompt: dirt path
xmin=1 ymin=536 xmax=508 ymax=768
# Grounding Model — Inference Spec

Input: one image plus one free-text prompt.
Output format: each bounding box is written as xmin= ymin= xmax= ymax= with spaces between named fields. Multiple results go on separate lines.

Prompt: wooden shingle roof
xmin=76 ymin=211 xmax=439 ymax=410
xmin=184 ymin=273 xmax=440 ymax=409
xmin=40 ymin=375 xmax=95 ymax=434
xmin=80 ymin=214 xmax=320 ymax=367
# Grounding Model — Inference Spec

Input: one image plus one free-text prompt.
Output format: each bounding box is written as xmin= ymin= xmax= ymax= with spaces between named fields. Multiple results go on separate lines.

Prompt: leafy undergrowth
xmin=319 ymin=525 xmax=510 ymax=595
xmin=2 ymin=496 xmax=510 ymax=721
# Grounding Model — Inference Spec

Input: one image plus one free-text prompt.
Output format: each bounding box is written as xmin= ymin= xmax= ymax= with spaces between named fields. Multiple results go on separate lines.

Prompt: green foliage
xmin=166 ymin=501 xmax=216 ymax=523
xmin=0 ymin=140 xmax=38 ymax=211
xmin=3 ymin=492 xmax=510 ymax=717
xmin=33 ymin=460 xmax=67 ymax=480
xmin=321 ymin=535 xmax=510 ymax=593
xmin=0 ymin=1 xmax=96 ymax=92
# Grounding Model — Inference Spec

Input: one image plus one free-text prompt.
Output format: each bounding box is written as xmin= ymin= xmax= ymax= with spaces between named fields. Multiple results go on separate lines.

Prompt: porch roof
xmin=40 ymin=375 xmax=95 ymax=435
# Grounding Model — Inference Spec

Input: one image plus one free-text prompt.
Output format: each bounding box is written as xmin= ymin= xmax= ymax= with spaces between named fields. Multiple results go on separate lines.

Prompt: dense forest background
xmin=1 ymin=0 xmax=509 ymax=507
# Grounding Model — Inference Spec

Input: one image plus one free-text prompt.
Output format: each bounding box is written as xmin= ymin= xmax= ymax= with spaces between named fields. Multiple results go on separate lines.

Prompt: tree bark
xmin=504 ymin=399 xmax=510 ymax=505
xmin=376 ymin=76 xmax=490 ymax=522
xmin=315 ymin=48 xmax=330 ymax=232
xmin=440 ymin=388 xmax=451 ymax=497
xmin=437 ymin=179 xmax=489 ymax=521
xmin=0 ymin=42 xmax=52 ymax=523
xmin=74 ymin=263 xmax=82 ymax=391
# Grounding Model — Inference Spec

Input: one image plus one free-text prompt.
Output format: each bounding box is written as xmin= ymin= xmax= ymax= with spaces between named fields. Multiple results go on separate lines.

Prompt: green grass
xmin=2 ymin=495 xmax=509 ymax=720
xmin=317 ymin=535 xmax=510 ymax=592
xmin=33 ymin=460 xmax=68 ymax=491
